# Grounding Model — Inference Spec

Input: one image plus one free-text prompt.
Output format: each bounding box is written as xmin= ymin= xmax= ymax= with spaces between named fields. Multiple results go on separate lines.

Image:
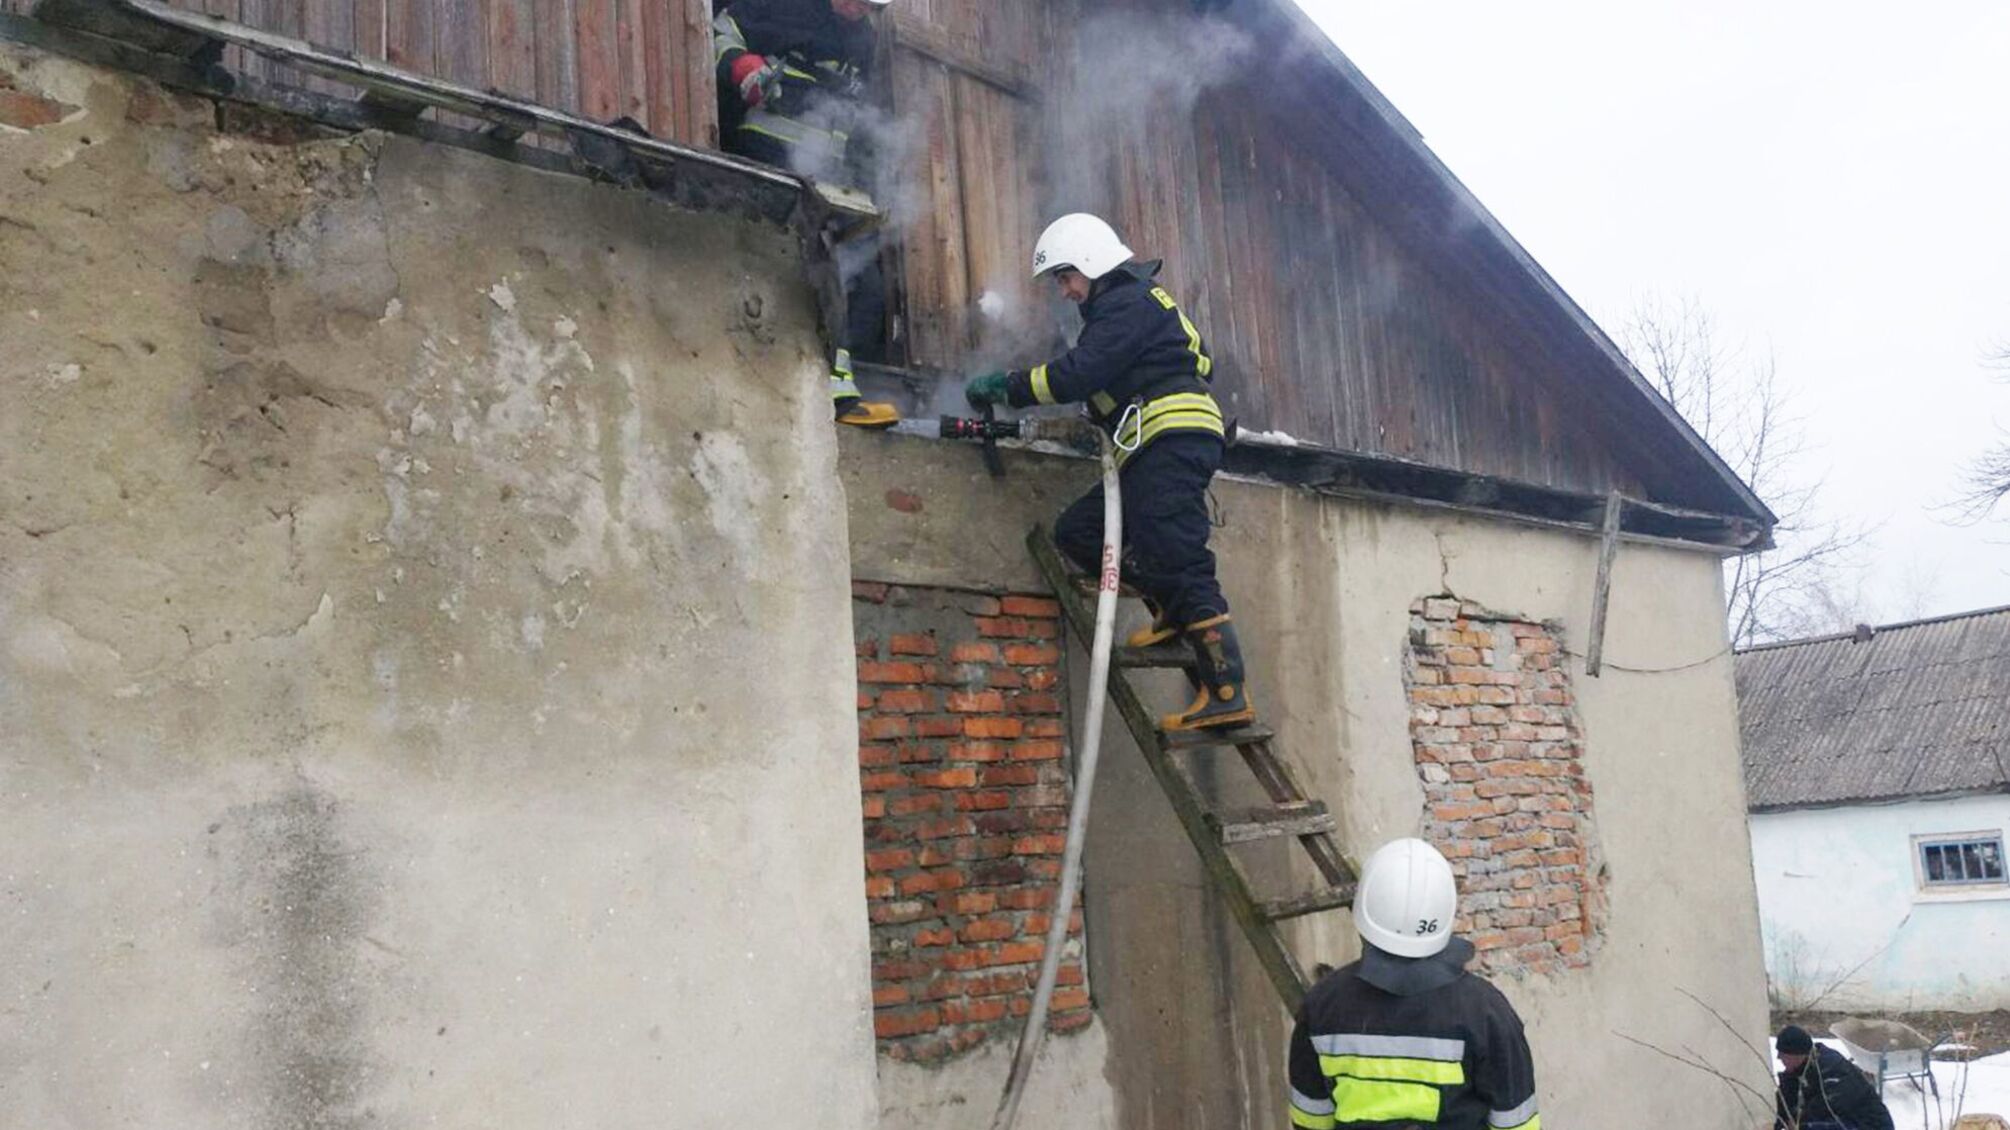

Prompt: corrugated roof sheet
xmin=1737 ymin=605 xmax=2010 ymax=810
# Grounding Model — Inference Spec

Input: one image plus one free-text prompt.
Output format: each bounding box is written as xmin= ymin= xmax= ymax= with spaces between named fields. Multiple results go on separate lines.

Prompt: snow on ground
xmin=1769 ymin=1039 xmax=2010 ymax=1128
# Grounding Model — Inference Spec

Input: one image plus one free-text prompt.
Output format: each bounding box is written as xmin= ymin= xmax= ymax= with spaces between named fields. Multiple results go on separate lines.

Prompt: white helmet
xmin=1353 ymin=838 xmax=1459 ymax=958
xmin=1031 ymin=213 xmax=1134 ymax=281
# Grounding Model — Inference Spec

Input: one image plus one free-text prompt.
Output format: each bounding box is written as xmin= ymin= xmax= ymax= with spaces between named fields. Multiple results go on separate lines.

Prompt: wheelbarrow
xmin=1829 ymin=1016 xmax=1947 ymax=1101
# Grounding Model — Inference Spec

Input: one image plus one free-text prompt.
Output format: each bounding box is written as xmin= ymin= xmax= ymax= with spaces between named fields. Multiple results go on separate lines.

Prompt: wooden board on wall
xmin=118 ymin=0 xmax=715 ymax=147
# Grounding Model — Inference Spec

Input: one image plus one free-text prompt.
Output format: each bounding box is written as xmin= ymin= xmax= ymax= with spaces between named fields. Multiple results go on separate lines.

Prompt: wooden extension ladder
xmin=1027 ymin=526 xmax=1358 ymax=1014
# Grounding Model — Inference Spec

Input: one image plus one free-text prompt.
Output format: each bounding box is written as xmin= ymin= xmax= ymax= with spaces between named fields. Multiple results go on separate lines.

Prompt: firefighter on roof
xmin=965 ymin=212 xmax=1254 ymax=732
xmin=713 ymin=0 xmax=898 ymax=429
xmin=1288 ymin=838 xmax=1542 ymax=1130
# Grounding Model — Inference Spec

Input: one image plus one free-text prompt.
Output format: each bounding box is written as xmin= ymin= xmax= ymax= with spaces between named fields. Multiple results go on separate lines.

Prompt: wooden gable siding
xmin=884 ymin=2 xmax=1048 ymax=373
xmin=0 ymin=0 xmax=722 ymax=147
xmin=885 ymin=0 xmax=1650 ymax=499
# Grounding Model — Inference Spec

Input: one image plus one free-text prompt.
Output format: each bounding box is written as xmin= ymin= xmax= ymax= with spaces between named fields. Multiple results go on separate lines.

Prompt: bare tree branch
xmin=1946 ymin=342 xmax=2010 ymax=525
xmin=1621 ymin=295 xmax=1878 ymax=646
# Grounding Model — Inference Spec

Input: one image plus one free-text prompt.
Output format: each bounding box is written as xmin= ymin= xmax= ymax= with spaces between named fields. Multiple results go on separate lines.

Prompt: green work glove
xmin=964 ymin=372 xmax=1010 ymax=410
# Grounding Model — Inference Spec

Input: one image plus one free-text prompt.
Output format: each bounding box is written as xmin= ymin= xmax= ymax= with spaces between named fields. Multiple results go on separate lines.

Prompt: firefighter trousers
xmin=1054 ymin=431 xmax=1228 ymax=629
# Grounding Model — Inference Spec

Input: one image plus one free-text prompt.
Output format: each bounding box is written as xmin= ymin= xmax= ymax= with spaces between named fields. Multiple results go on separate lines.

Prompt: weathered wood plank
xmin=613 ymin=0 xmax=645 ymax=124
xmin=573 ymin=0 xmax=617 ymax=121
xmin=531 ymin=0 xmax=575 ymax=114
xmin=677 ymin=0 xmax=714 ymax=147
xmin=489 ymin=0 xmax=537 ymax=99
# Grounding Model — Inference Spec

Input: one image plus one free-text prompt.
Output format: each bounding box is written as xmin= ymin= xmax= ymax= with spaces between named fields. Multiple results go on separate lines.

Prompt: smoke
xmin=787 ymin=8 xmax=1254 ymax=395
xmin=1043 ymin=11 xmax=1255 ymax=218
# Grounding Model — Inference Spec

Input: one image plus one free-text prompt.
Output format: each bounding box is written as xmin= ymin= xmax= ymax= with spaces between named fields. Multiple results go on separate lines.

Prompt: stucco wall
xmin=1 ymin=44 xmax=877 ymax=1128
xmin=1751 ymin=796 xmax=2010 ymax=1013
xmin=841 ymin=429 xmax=1774 ymax=1130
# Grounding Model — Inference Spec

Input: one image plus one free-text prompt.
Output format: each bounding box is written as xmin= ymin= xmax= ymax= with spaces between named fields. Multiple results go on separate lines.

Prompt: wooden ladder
xmin=1027 ymin=526 xmax=1357 ymax=1014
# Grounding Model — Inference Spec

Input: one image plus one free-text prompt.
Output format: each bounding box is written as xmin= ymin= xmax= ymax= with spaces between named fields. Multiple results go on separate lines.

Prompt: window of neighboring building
xmin=1915 ymin=833 xmax=2007 ymax=888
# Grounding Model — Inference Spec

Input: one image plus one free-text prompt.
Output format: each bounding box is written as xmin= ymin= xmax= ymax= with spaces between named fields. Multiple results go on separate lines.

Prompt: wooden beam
xmin=1585 ymin=490 xmax=1625 ymax=678
xmin=891 ymin=11 xmax=1034 ymax=101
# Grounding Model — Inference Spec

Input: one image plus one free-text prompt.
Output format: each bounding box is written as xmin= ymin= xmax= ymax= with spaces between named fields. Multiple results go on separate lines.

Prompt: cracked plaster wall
xmin=839 ymin=430 xmax=1772 ymax=1130
xmin=1 ymin=43 xmax=876 ymax=1128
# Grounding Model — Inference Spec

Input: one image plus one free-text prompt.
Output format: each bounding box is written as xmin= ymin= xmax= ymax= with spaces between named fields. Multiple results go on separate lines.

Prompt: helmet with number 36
xmin=1354 ymin=837 xmax=1459 ymax=958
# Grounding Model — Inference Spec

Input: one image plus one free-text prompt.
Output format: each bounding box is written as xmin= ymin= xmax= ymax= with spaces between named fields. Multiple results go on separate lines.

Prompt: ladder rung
xmin=1210 ymin=802 xmax=1335 ymax=844
xmin=1117 ymin=644 xmax=1193 ymax=669
xmin=1258 ymin=884 xmax=1357 ymax=922
xmin=1161 ymin=724 xmax=1274 ymax=750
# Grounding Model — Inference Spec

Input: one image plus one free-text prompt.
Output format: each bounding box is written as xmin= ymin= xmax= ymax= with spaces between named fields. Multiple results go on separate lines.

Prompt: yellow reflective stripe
xmin=1030 ymin=364 xmax=1056 ymax=405
xmin=713 ymin=13 xmax=747 ymax=61
xmin=1494 ymin=1117 xmax=1538 ymax=1130
xmin=738 ymin=116 xmax=847 ymax=147
xmin=1289 ymin=1107 xmax=1336 ymax=1130
xmin=1179 ymin=310 xmax=1213 ymax=377
xmin=1329 ymin=1076 xmax=1440 ymax=1123
xmin=1318 ymin=1054 xmax=1466 ymax=1086
xmin=1147 ymin=286 xmax=1212 ymax=378
xmin=1139 ymin=391 xmax=1221 ymax=420
xmin=781 ymin=64 xmax=818 ymax=81
xmin=1089 ymin=391 xmax=1118 ymax=415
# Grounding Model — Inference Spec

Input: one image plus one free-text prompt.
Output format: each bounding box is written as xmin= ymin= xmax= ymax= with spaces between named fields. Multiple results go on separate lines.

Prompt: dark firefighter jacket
xmin=713 ymin=0 xmax=874 ymax=154
xmin=1002 ymin=260 xmax=1222 ymax=464
xmin=1775 ymin=1045 xmax=1894 ymax=1130
xmin=1287 ymin=939 xmax=1541 ymax=1130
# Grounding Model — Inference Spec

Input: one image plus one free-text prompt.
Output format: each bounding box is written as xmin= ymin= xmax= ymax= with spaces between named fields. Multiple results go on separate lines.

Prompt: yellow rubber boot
xmin=836 ymin=397 xmax=901 ymax=429
xmin=1160 ymin=614 xmax=1257 ymax=732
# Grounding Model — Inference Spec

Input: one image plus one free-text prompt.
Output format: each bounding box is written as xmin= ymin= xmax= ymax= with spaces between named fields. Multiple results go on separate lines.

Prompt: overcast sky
xmin=1294 ymin=1 xmax=2010 ymax=622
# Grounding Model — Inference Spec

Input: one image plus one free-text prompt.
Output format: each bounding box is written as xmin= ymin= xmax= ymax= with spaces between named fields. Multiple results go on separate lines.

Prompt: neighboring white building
xmin=1740 ymin=607 xmax=2010 ymax=1013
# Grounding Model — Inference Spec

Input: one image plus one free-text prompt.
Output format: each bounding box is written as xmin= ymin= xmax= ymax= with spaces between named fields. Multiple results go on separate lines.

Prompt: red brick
xmin=947 ymin=741 xmax=1008 ymax=763
xmin=873 ymin=984 xmax=910 ymax=1007
xmin=1023 ymin=718 xmax=1067 ymax=737
xmin=959 ymin=917 xmax=1017 ymax=943
xmin=948 ymin=690 xmax=1007 ymax=713
xmin=861 ymin=796 xmax=887 ymax=820
xmin=863 ymin=875 xmax=894 ymax=898
xmin=859 ymin=661 xmax=930 ymax=684
xmin=998 ymin=888 xmax=1052 ymax=911
xmin=862 ymin=717 xmax=910 ymax=741
xmin=1000 ymin=595 xmax=1062 ymax=618
xmin=1048 ymin=1010 xmax=1094 ymax=1033
xmin=1010 ymin=740 xmax=1065 ymax=762
xmin=1008 ymin=693 xmax=1063 ymax=715
xmin=875 ymin=1008 xmax=942 ymax=1039
xmin=964 ymin=716 xmax=1025 ymax=739
xmin=940 ymin=949 xmax=985 ymax=971
xmin=913 ymin=927 xmax=956 ymax=947
xmin=955 ymin=790 xmax=1013 ymax=812
xmin=853 ymin=581 xmax=891 ymax=603
xmin=985 ymin=668 xmax=1024 ymax=689
xmin=874 ymin=959 xmax=932 ymax=981
xmin=914 ymin=717 xmax=964 ymax=738
xmin=890 ymin=633 xmax=939 ymax=656
xmin=950 ymin=642 xmax=1001 ymax=663
xmin=888 ymin=794 xmax=944 ymax=817
xmin=915 ymin=817 xmax=972 ymax=840
xmin=866 ymin=848 xmax=915 ymax=873
xmin=856 ymin=639 xmax=879 ymax=659
xmin=1012 ymin=833 xmax=1067 ymax=855
xmin=987 ymin=941 xmax=1045 ymax=967
xmin=1004 ymin=643 xmax=1061 ymax=666
xmin=980 ymin=765 xmax=1040 ymax=786
xmin=975 ymin=617 xmax=1032 ymax=638
xmin=858 ymin=691 xmax=875 ymax=710
xmin=915 ymin=767 xmax=978 ymax=789
xmin=896 ymin=743 xmax=942 ymax=765
xmin=1026 ymin=669 xmax=1059 ymax=691
xmin=860 ymin=771 xmax=908 ymax=792
xmin=947 ymin=892 xmax=998 ymax=915
xmin=1025 ymin=620 xmax=1059 ymax=639
xmin=877 ymin=689 xmax=938 ymax=714
xmin=971 ymin=860 xmax=1027 ymax=886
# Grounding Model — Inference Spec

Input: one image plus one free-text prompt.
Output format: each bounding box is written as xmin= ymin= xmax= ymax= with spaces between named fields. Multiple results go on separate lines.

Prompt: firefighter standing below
xmin=712 ymin=0 xmax=898 ymax=428
xmin=1287 ymin=839 xmax=1542 ymax=1130
xmin=964 ymin=212 xmax=1253 ymax=732
xmin=1773 ymin=1025 xmax=1894 ymax=1130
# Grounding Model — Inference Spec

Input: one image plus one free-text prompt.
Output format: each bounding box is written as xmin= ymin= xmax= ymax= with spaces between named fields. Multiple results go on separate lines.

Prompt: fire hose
xmin=926 ymin=416 xmax=1122 ymax=1130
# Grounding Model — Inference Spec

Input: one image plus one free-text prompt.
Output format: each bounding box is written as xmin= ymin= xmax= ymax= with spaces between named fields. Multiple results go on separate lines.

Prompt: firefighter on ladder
xmin=712 ymin=0 xmax=899 ymax=428
xmin=964 ymin=213 xmax=1254 ymax=732
xmin=1288 ymin=839 xmax=1543 ymax=1130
